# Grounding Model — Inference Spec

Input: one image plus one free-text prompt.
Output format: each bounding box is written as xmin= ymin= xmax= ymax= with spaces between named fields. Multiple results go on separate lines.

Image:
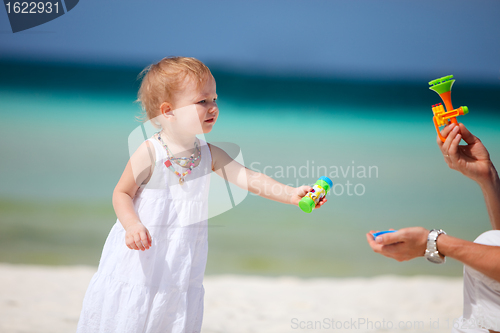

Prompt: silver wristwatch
xmin=425 ymin=229 xmax=446 ymax=264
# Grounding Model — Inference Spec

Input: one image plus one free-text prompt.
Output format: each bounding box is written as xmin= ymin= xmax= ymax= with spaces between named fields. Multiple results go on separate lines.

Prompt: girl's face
xmin=171 ymin=75 xmax=218 ymax=135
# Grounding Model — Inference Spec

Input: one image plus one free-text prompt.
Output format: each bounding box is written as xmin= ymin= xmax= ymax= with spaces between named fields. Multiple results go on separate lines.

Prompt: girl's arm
xmin=208 ymin=143 xmax=326 ymax=207
xmin=439 ymin=123 xmax=500 ymax=230
xmin=112 ymin=141 xmax=154 ymax=251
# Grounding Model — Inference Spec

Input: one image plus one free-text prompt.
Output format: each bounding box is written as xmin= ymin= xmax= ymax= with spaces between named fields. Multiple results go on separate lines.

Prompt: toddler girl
xmin=76 ymin=56 xmax=326 ymax=333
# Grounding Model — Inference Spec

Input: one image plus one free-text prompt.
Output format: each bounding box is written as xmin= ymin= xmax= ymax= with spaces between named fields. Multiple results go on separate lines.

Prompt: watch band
xmin=425 ymin=229 xmax=446 ymax=264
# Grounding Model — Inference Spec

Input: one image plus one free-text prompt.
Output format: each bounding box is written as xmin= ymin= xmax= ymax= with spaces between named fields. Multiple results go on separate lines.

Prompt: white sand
xmin=0 ymin=263 xmax=463 ymax=333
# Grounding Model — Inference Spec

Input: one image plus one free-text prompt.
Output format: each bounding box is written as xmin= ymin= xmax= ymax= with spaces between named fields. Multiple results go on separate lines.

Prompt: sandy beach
xmin=0 ymin=263 xmax=463 ymax=333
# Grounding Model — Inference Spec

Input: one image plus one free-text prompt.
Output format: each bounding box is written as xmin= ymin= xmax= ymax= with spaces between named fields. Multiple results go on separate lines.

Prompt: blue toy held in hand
xmin=372 ymin=230 xmax=397 ymax=240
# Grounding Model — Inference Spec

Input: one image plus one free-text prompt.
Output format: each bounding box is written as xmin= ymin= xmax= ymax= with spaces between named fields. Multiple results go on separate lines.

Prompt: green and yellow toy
xmin=299 ymin=176 xmax=333 ymax=213
xmin=429 ymin=75 xmax=469 ymax=142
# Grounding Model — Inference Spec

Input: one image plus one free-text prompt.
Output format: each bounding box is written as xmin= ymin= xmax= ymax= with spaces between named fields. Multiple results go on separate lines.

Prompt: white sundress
xmin=452 ymin=230 xmax=500 ymax=333
xmin=77 ymin=136 xmax=212 ymax=333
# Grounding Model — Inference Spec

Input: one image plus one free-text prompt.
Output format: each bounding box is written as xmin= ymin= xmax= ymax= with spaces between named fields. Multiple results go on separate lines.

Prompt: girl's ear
xmin=160 ymin=102 xmax=174 ymax=120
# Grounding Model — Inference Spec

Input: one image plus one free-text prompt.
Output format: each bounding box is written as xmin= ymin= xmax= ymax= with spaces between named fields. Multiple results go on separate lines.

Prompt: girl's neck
xmin=158 ymin=129 xmax=198 ymax=156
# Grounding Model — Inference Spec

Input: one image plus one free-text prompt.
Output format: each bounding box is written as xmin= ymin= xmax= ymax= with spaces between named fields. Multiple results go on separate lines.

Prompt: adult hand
xmin=366 ymin=227 xmax=428 ymax=262
xmin=438 ymin=123 xmax=494 ymax=185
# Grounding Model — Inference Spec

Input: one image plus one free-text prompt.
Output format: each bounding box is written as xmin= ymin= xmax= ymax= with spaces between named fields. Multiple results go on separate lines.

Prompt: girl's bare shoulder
xmin=128 ymin=139 xmax=156 ymax=184
xmin=132 ymin=139 xmax=156 ymax=164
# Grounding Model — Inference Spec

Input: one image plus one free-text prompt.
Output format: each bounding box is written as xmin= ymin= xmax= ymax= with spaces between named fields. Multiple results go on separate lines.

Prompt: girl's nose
xmin=208 ymin=104 xmax=218 ymax=113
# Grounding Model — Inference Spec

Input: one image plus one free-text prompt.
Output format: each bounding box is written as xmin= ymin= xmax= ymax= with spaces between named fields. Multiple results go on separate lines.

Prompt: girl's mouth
xmin=204 ymin=117 xmax=215 ymax=123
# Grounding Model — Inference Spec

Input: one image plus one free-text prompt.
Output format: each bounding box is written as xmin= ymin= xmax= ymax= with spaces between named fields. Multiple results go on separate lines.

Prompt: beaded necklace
xmin=155 ymin=131 xmax=201 ymax=185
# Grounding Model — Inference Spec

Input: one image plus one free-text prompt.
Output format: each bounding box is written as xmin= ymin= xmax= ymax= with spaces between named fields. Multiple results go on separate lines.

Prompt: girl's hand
xmin=125 ymin=222 xmax=152 ymax=251
xmin=290 ymin=185 xmax=328 ymax=209
xmin=438 ymin=123 xmax=494 ymax=186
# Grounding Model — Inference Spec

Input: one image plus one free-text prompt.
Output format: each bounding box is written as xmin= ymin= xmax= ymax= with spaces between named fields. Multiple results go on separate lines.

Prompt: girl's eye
xmin=198 ymin=100 xmax=206 ymax=104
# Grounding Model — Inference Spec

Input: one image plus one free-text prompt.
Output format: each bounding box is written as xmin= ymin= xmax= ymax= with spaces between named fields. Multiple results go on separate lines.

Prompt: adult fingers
xmin=366 ymin=232 xmax=381 ymax=250
xmin=448 ymin=132 xmax=462 ymax=165
xmin=438 ymin=123 xmax=456 ymax=148
xmin=436 ymin=133 xmax=443 ymax=148
xmin=440 ymin=124 xmax=455 ymax=139
xmin=458 ymin=123 xmax=479 ymax=145
xmin=375 ymin=230 xmax=403 ymax=245
xmin=441 ymin=124 xmax=460 ymax=159
xmin=367 ymin=233 xmax=404 ymax=260
xmin=367 ymin=231 xmax=382 ymax=245
xmin=437 ymin=123 xmax=454 ymax=152
xmin=366 ymin=232 xmax=375 ymax=244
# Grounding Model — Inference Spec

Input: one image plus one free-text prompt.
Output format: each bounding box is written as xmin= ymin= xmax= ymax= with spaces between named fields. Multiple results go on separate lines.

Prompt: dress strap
xmin=198 ymin=138 xmax=212 ymax=170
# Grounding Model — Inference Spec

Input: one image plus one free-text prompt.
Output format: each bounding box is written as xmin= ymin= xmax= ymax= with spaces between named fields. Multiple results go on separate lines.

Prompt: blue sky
xmin=1 ymin=0 xmax=499 ymax=83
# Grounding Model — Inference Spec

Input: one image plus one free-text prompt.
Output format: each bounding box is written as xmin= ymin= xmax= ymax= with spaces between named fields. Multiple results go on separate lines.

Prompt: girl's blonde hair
xmin=136 ymin=56 xmax=212 ymax=126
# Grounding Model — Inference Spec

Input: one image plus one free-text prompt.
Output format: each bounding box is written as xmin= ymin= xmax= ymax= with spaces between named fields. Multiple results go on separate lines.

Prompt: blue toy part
xmin=372 ymin=230 xmax=397 ymax=240
xmin=318 ymin=176 xmax=333 ymax=189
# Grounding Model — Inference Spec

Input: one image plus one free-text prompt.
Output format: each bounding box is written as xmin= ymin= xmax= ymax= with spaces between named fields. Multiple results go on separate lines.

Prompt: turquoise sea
xmin=1 ymin=61 xmax=499 ymax=277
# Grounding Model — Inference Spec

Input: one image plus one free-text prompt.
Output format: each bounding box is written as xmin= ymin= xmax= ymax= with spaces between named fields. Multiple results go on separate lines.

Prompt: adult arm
xmin=439 ymin=123 xmax=500 ymax=230
xmin=437 ymin=234 xmax=500 ymax=282
xmin=366 ymin=228 xmax=500 ymax=282
xmin=208 ymin=143 xmax=327 ymax=207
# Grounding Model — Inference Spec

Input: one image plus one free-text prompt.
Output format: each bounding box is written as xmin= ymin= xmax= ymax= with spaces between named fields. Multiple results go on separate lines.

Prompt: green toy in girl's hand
xmin=299 ymin=176 xmax=333 ymax=213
